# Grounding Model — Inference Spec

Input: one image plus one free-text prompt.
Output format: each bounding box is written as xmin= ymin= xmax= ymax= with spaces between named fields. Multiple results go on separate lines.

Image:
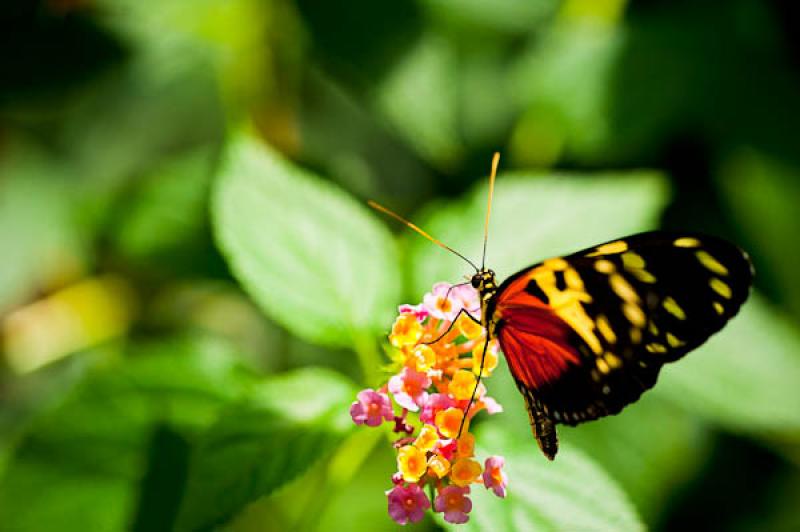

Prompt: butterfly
xmin=370 ymin=153 xmax=754 ymax=460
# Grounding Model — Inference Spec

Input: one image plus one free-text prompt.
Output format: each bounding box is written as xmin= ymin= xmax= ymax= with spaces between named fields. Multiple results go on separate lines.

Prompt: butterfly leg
xmin=423 ymin=308 xmax=481 ymax=346
xmin=457 ymin=333 xmax=489 ymax=438
xmin=519 ymin=386 xmax=558 ymax=460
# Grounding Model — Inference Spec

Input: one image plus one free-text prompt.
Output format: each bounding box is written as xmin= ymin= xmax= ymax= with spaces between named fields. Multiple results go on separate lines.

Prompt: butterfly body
xmin=472 ymin=231 xmax=754 ymax=460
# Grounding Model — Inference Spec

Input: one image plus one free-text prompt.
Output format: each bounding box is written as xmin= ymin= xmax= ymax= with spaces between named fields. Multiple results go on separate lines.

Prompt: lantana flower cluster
xmin=350 ymin=282 xmax=508 ymax=525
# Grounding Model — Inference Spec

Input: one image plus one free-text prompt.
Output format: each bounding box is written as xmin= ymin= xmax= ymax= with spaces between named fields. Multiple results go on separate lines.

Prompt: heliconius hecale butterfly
xmin=370 ymin=154 xmax=754 ymax=460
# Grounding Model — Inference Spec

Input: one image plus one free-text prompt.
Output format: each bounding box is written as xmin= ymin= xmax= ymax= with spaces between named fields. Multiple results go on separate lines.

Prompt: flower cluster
xmin=350 ymin=282 xmax=508 ymax=525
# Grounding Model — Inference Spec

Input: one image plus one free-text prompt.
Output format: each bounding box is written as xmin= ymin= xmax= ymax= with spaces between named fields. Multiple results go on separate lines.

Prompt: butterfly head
xmin=471 ymin=269 xmax=497 ymax=292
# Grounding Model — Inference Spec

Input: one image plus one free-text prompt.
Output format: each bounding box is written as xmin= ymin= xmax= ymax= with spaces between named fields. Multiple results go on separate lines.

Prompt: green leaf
xmin=213 ymin=133 xmax=400 ymax=347
xmin=175 ymin=368 xmax=357 ymax=531
xmin=421 ymin=0 xmax=557 ymax=34
xmin=409 ymin=171 xmax=668 ymax=296
xmin=375 ymin=32 xmax=463 ymax=168
xmin=113 ymin=147 xmax=216 ymax=262
xmin=562 ymin=395 xmax=711 ymax=525
xmin=510 ymin=24 xmax=626 ymax=164
xmin=439 ymin=425 xmax=644 ymax=531
xmin=656 ymin=293 xmax=800 ymax=435
xmin=0 ymin=335 xmax=256 ymax=531
xmin=471 ymin=353 xmax=703 ymax=526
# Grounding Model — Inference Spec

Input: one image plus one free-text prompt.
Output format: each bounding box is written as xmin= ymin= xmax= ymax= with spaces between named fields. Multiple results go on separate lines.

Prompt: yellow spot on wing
xmin=630 ymin=269 xmax=657 ymax=283
xmin=621 ymin=252 xmax=646 ymax=270
xmin=710 ymin=278 xmax=732 ymax=299
xmin=646 ymin=343 xmax=668 ymax=353
xmin=713 ymin=301 xmax=725 ymax=315
xmin=564 ymin=268 xmax=584 ymax=290
xmin=594 ymin=259 xmax=615 ymax=273
xmin=674 ymin=237 xmax=701 ymax=248
xmin=648 ymin=321 xmax=659 ymax=335
xmin=630 ymin=327 xmax=642 ymax=344
xmin=544 ymin=258 xmax=569 ymax=271
xmin=596 ymin=315 xmax=617 ymax=344
xmin=696 ymin=250 xmax=729 ymax=276
xmin=610 ymin=273 xmax=639 ymax=303
xmin=596 ymin=358 xmax=610 ymax=374
xmin=587 ymin=240 xmax=628 ymax=256
xmin=666 ymin=333 xmax=686 ymax=348
xmin=605 ymin=353 xmax=621 ymax=368
xmin=663 ymin=296 xmax=686 ymax=320
xmin=623 ymin=302 xmax=646 ymax=327
xmin=534 ymin=267 xmax=601 ymax=355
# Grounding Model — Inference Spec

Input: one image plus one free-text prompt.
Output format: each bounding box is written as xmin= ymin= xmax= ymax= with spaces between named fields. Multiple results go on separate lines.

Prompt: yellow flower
xmin=414 ymin=424 xmax=439 ymax=453
xmin=428 ymin=454 xmax=451 ymax=478
xmin=397 ymin=445 xmax=427 ymax=482
xmin=449 ymin=369 xmax=477 ymax=401
xmin=472 ymin=341 xmax=499 ymax=376
xmin=408 ymin=344 xmax=436 ymax=372
xmin=457 ymin=432 xmax=475 ymax=457
xmin=435 ymin=407 xmax=465 ymax=439
xmin=390 ymin=314 xmax=423 ymax=348
xmin=450 ymin=458 xmax=482 ymax=487
xmin=457 ymin=314 xmax=484 ymax=340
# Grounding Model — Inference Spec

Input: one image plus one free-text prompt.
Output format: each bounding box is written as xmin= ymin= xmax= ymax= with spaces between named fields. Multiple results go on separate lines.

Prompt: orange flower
xmin=457 ymin=433 xmax=475 ymax=458
xmin=450 ymin=458 xmax=482 ymax=487
xmin=436 ymin=407 xmax=465 ymax=439
xmin=408 ymin=344 xmax=436 ymax=372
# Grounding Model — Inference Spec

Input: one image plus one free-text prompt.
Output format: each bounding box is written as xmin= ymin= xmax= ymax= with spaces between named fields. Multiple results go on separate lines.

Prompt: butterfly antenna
xmin=368 ymin=200 xmax=479 ymax=272
xmin=481 ymin=152 xmax=500 ymax=270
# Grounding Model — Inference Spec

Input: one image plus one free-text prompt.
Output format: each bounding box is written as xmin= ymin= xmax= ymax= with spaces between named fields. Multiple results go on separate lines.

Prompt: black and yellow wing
xmin=489 ymin=231 xmax=753 ymax=459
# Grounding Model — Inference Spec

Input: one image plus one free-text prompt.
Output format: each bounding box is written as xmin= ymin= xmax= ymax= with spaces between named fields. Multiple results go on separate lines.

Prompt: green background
xmin=1 ymin=0 xmax=799 ymax=530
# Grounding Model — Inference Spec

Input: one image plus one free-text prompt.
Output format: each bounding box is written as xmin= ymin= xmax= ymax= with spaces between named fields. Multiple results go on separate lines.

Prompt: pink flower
xmin=399 ymin=303 xmax=429 ymax=321
xmin=388 ymin=367 xmax=431 ymax=411
xmin=482 ymin=456 xmax=508 ymax=498
xmin=481 ymin=396 xmax=504 ymax=415
xmin=350 ymin=389 xmax=393 ymax=427
xmin=452 ymin=284 xmax=481 ymax=318
xmin=434 ymin=485 xmax=472 ymax=524
xmin=420 ymin=393 xmax=455 ymax=424
xmin=423 ymin=282 xmax=463 ymax=321
xmin=387 ymin=484 xmax=431 ymax=525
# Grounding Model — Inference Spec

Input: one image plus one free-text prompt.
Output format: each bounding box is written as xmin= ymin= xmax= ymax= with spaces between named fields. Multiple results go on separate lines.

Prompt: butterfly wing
xmin=488 ymin=231 xmax=753 ymax=459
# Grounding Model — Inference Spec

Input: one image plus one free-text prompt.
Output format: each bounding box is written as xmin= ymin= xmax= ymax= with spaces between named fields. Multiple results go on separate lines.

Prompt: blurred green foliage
xmin=1 ymin=0 xmax=800 ymax=530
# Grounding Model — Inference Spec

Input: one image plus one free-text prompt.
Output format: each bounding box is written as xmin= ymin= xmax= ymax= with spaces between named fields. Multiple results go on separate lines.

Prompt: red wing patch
xmin=496 ymin=304 xmax=580 ymax=390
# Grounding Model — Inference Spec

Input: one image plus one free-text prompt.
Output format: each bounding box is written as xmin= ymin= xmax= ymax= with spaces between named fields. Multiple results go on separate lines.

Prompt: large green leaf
xmin=656 ymin=294 xmax=800 ymax=435
xmin=375 ymin=32 xmax=463 ymax=168
xmin=213 ymin=133 xmax=400 ymax=347
xmin=175 ymin=368 xmax=357 ymax=531
xmin=0 ymin=335 xmax=257 ymax=532
xmin=473 ymin=353 xmax=706 ymax=527
xmin=561 ymin=395 xmax=710 ymax=525
xmin=439 ymin=425 xmax=644 ymax=531
xmin=408 ymin=171 xmax=668 ymax=296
